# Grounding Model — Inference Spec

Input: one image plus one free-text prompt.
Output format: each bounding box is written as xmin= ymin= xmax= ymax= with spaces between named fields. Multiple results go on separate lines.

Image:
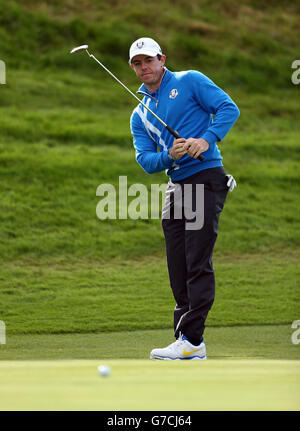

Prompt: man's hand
xmin=170 ymin=137 xmax=188 ymax=160
xmin=170 ymin=137 xmax=209 ymax=160
xmin=184 ymin=138 xmax=209 ymax=158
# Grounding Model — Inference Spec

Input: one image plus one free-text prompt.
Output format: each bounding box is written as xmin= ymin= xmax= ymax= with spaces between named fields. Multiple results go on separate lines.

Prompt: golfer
xmin=129 ymin=37 xmax=240 ymax=360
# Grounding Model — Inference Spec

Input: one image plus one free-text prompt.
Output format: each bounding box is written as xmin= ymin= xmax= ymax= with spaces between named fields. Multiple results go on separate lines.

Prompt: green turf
xmin=1 ymin=325 xmax=299 ymax=360
xmin=0 ymin=1 xmax=299 ymax=350
xmin=0 ymin=359 xmax=299 ymax=411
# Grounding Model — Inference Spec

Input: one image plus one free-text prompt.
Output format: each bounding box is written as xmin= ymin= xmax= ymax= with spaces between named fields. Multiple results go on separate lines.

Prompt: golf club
xmin=70 ymin=45 xmax=204 ymax=161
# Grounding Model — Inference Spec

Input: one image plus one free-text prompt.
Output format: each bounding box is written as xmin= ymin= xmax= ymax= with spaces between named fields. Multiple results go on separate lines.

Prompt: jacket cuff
xmin=163 ymin=150 xmax=176 ymax=168
xmin=201 ymin=130 xmax=219 ymax=145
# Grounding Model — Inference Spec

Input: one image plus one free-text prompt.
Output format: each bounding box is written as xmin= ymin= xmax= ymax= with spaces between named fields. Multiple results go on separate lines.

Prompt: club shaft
xmin=87 ymin=52 xmax=168 ymax=128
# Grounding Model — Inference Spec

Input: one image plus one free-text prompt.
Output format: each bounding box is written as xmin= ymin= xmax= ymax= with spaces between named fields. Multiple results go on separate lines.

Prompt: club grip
xmin=165 ymin=125 xmax=204 ymax=162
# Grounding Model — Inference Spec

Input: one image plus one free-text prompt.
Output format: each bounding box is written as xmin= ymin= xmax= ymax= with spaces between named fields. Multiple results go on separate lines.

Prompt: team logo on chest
xmin=169 ymin=89 xmax=178 ymax=99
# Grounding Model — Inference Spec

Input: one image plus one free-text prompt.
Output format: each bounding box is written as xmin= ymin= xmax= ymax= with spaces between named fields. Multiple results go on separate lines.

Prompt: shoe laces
xmin=169 ymin=333 xmax=186 ymax=351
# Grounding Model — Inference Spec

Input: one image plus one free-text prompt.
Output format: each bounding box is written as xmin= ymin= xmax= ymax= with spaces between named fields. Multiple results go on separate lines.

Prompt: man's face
xmin=131 ymin=54 xmax=166 ymax=90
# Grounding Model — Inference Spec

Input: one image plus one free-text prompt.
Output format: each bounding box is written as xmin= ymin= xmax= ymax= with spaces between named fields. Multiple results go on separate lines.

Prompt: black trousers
xmin=162 ymin=167 xmax=228 ymax=345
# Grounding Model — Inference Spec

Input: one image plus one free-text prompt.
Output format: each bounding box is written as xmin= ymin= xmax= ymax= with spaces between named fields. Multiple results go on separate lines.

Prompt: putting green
xmin=0 ymin=359 xmax=299 ymax=411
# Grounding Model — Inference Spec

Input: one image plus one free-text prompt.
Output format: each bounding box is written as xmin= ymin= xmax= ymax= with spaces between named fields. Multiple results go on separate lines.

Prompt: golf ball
xmin=98 ymin=365 xmax=111 ymax=377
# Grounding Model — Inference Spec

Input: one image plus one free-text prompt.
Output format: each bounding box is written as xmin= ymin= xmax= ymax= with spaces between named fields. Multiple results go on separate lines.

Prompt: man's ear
xmin=161 ymin=55 xmax=166 ymax=67
xmin=130 ymin=63 xmax=134 ymax=70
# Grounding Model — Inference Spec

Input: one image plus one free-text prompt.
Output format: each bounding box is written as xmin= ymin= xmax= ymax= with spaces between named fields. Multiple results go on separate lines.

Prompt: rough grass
xmin=1 ymin=253 xmax=299 ymax=334
xmin=0 ymin=128 xmax=299 ymax=263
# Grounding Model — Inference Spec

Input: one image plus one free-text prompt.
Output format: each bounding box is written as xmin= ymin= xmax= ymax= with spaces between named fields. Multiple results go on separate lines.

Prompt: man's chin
xmin=142 ymin=76 xmax=154 ymax=84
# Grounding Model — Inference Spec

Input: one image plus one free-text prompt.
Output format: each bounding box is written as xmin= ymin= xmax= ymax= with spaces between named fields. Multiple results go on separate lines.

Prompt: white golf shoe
xmin=150 ymin=334 xmax=206 ymax=360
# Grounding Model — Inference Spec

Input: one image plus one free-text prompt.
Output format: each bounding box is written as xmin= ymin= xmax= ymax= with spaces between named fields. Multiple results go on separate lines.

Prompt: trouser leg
xmin=162 ymin=216 xmax=189 ymax=333
xmin=162 ymin=167 xmax=228 ymax=345
xmin=162 ymin=181 xmax=189 ymax=332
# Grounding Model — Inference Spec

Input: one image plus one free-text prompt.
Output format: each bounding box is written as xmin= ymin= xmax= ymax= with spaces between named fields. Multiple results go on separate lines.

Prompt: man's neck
xmin=144 ymin=68 xmax=166 ymax=93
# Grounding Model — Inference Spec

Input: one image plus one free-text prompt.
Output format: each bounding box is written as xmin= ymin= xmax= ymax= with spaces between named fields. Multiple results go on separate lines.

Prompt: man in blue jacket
xmin=129 ymin=37 xmax=239 ymax=360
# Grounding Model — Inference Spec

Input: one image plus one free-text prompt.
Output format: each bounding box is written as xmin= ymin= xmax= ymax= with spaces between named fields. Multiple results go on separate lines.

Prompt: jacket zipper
xmin=137 ymin=91 xmax=159 ymax=110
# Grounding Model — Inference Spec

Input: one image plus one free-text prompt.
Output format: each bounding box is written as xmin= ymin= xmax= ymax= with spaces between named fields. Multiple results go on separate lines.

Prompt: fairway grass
xmin=1 ymin=325 xmax=299 ymax=361
xmin=1 ymin=326 xmax=299 ymax=411
xmin=0 ymin=359 xmax=299 ymax=411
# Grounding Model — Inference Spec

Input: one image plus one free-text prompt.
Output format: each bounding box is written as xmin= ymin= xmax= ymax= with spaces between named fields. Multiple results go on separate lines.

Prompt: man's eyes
xmin=133 ymin=59 xmax=153 ymax=67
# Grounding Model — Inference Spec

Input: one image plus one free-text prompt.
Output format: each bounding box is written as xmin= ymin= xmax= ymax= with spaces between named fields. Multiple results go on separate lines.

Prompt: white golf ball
xmin=98 ymin=365 xmax=111 ymax=377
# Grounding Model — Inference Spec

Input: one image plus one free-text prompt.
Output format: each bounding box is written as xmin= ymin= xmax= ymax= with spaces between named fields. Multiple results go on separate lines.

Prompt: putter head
xmin=70 ymin=44 xmax=88 ymax=54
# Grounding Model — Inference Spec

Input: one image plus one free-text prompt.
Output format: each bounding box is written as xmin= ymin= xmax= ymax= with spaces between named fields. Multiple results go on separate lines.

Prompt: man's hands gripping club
xmin=169 ymin=137 xmax=210 ymax=160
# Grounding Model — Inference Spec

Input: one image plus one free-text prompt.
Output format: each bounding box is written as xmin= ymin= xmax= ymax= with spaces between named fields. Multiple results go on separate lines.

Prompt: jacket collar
xmin=136 ymin=68 xmax=172 ymax=98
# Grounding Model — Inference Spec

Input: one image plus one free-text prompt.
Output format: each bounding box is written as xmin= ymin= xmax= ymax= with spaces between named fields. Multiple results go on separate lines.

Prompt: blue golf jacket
xmin=130 ymin=68 xmax=240 ymax=181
